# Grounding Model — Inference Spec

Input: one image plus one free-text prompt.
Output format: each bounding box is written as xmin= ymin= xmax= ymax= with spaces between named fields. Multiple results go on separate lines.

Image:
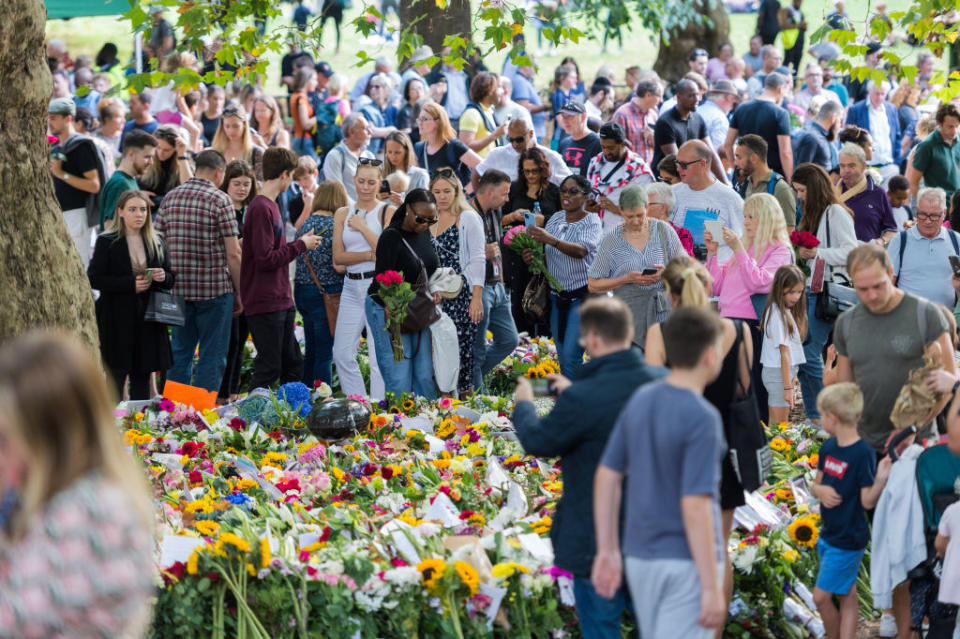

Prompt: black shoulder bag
xmin=399 ymin=237 xmax=441 ymax=333
xmin=725 ymin=319 xmax=771 ymax=492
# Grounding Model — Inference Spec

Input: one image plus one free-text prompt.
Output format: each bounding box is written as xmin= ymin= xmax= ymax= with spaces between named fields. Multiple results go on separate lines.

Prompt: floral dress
xmin=434 ymin=224 xmax=477 ymax=393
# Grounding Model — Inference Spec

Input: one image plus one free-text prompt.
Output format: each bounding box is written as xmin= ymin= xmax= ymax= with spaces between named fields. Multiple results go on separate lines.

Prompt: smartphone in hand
xmin=641 ymin=267 xmax=658 ymax=275
xmin=949 ymin=254 xmax=960 ymax=278
xmin=523 ymin=211 xmax=537 ymax=227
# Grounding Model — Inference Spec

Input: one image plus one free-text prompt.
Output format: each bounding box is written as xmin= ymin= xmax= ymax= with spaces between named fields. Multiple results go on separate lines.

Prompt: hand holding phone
xmin=949 ymin=255 xmax=960 ymax=278
xmin=530 ymin=378 xmax=557 ymax=397
xmin=523 ymin=211 xmax=537 ymax=227
xmin=641 ymin=267 xmax=658 ymax=275
xmin=379 ymin=180 xmax=391 ymax=194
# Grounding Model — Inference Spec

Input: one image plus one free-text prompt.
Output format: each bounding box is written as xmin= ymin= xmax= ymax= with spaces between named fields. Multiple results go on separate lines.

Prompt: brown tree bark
xmin=397 ymin=0 xmax=472 ymax=62
xmin=0 ymin=0 xmax=98 ymax=347
xmin=654 ymin=1 xmax=731 ymax=84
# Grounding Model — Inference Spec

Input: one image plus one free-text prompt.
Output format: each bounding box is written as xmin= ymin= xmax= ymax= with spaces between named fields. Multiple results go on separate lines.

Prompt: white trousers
xmin=63 ymin=207 xmax=91 ymax=267
xmin=333 ymin=276 xmax=384 ymax=399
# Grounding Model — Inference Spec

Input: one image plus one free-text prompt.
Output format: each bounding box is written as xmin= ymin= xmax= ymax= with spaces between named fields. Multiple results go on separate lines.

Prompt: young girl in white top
xmin=761 ymin=265 xmax=808 ymax=424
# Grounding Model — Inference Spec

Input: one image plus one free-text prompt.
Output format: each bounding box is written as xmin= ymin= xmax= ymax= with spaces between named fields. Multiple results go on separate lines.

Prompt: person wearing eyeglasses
xmin=473 ymin=118 xmax=570 ymax=188
xmin=331 ymin=157 xmax=392 ymax=399
xmin=414 ymin=103 xmax=482 ymax=186
xmin=322 ymin=112 xmax=375 ymax=202
xmin=366 ymin=189 xmax=442 ymax=398
xmin=524 ymin=174 xmax=604 ymax=379
xmin=586 ymin=122 xmax=654 ymax=233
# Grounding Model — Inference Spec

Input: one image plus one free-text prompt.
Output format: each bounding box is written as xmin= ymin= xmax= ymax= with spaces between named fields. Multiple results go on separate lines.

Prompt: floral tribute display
xmin=120 ymin=340 xmax=866 ymax=638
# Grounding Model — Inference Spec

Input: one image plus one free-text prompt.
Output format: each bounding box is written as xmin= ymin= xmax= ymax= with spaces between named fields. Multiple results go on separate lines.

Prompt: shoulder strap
xmin=951 ymin=230 xmax=959 ymax=256
xmin=766 ymin=172 xmax=782 ymax=196
xmin=917 ymin=295 xmax=929 ymax=346
xmin=897 ymin=229 xmax=908 ymax=276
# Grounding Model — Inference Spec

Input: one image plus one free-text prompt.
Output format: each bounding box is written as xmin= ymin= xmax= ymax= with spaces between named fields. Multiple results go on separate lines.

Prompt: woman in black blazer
xmin=88 ymin=190 xmax=176 ymax=400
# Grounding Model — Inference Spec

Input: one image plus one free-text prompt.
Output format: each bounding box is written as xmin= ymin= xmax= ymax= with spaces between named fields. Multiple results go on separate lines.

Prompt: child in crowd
xmin=760 ymin=265 xmax=807 ymax=424
xmin=887 ymin=175 xmax=913 ymax=229
xmin=288 ymin=156 xmax=319 ymax=227
xmin=592 ymin=306 xmax=727 ymax=638
xmin=811 ymin=383 xmax=891 ymax=639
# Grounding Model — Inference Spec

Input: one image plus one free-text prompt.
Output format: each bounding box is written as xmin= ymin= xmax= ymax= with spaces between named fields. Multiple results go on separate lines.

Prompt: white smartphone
xmin=704 ymin=220 xmax=724 ymax=244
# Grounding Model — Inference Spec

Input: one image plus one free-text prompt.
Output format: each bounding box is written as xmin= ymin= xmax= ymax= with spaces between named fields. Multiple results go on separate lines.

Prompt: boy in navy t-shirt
xmin=811 ymin=383 xmax=892 ymax=639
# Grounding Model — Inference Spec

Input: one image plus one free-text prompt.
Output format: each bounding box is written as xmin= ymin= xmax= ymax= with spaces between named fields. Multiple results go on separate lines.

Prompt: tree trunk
xmin=0 ymin=0 xmax=98 ymax=347
xmin=398 ymin=0 xmax=472 ymax=62
xmin=654 ymin=2 xmax=731 ymax=84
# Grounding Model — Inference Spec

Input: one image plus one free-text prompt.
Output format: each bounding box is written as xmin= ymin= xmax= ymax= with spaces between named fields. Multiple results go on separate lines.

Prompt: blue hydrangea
xmin=277 ymin=382 xmax=312 ymax=417
xmin=226 ymin=492 xmax=250 ymax=505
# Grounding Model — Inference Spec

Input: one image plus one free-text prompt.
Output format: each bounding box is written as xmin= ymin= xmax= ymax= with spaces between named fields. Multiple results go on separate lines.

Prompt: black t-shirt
xmin=52 ymin=138 xmax=99 ymax=211
xmin=558 ymin=133 xmax=602 ymax=177
xmin=281 ymin=52 xmax=315 ymax=88
xmin=419 ymin=139 xmax=470 ymax=173
xmin=651 ymin=108 xmax=708 ymax=177
xmin=504 ymin=181 xmax=561 ymax=222
xmin=758 ymin=0 xmax=781 ymax=38
xmin=370 ymin=227 xmax=439 ymax=301
xmin=201 ymin=113 xmax=220 ymax=144
xmin=729 ymin=99 xmax=792 ymax=176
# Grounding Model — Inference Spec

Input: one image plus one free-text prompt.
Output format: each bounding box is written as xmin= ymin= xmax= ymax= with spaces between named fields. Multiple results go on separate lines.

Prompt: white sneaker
xmin=878 ymin=612 xmax=897 ymax=637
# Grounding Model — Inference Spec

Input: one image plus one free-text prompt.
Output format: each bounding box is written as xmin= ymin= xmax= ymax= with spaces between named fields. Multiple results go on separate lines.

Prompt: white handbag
xmin=430 ymin=311 xmax=460 ymax=394
xmin=428 ymin=267 xmax=464 ymax=300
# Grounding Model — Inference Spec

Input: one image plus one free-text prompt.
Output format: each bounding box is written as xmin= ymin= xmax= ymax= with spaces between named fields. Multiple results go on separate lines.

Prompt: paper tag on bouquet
xmin=810 ymin=257 xmax=826 ymax=293
xmin=424 ymin=492 xmax=462 ymax=528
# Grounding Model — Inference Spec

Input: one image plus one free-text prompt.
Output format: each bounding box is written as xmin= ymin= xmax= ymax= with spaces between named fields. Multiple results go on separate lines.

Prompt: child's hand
xmin=876 ymin=456 xmax=892 ymax=482
xmin=818 ymin=484 xmax=842 ymax=508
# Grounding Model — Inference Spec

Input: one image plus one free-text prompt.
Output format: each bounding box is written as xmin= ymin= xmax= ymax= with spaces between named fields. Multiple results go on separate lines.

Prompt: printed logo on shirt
xmin=563 ymin=147 xmax=585 ymax=168
xmin=823 ymin=455 xmax=848 ymax=479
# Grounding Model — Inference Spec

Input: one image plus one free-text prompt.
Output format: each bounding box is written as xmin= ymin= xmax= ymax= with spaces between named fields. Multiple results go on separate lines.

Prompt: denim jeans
xmin=472 ymin=282 xmax=519 ymax=389
xmin=365 ymin=296 xmax=436 ymax=399
xmin=295 ymin=282 xmax=338 ymax=387
xmin=168 ymin=293 xmax=234 ymax=392
xmin=551 ymin=293 xmax=584 ymax=379
xmin=573 ymin=578 xmax=633 ymax=639
xmin=292 ymin=136 xmax=317 ymax=160
xmin=798 ymin=290 xmax=834 ymax=420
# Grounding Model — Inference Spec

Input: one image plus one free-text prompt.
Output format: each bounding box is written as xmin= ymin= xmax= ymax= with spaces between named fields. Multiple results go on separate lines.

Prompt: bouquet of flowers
xmin=375 ymin=270 xmax=416 ymax=361
xmin=789 ymin=231 xmax=820 ymax=277
xmin=503 ymin=226 xmax=562 ymax=291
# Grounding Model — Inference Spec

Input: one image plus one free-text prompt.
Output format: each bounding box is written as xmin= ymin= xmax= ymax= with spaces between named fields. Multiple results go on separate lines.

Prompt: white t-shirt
xmin=761 ymin=305 xmax=807 ymax=368
xmin=670 ymin=181 xmax=745 ymax=262
xmin=938 ymin=501 xmax=960 ymax=605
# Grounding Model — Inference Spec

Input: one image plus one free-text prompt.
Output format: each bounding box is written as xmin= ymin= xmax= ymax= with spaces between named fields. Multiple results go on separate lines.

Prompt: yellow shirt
xmin=459 ymin=104 xmax=495 ymax=158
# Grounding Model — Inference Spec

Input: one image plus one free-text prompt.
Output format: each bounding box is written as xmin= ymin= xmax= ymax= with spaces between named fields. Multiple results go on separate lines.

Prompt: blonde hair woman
xmin=645 ymin=255 xmax=753 ymax=634
xmin=705 ymin=192 xmax=794 ymax=321
xmin=0 ymin=331 xmax=155 ymax=636
xmin=88 ymin=189 xmax=175 ymax=400
xmin=209 ymin=104 xmax=264 ymax=181
xmin=250 ymin=95 xmax=290 ymax=149
xmin=414 ymin=102 xmax=482 ymax=180
xmin=429 ymin=168 xmax=486 ymax=394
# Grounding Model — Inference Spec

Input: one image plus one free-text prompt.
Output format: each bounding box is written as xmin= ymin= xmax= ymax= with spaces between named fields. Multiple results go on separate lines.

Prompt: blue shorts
xmin=815 ymin=538 xmax=865 ymax=594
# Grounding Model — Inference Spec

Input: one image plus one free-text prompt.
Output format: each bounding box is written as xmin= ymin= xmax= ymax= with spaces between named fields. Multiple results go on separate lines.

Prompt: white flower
xmin=731 ymin=545 xmax=759 ymax=575
xmin=383 ymin=566 xmax=420 ymax=587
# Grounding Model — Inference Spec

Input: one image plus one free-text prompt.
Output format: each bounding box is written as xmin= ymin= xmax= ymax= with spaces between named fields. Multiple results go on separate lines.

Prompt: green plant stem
xmin=445 ymin=591 xmax=464 ymax=639
xmin=218 ymin=560 xmax=270 ymax=639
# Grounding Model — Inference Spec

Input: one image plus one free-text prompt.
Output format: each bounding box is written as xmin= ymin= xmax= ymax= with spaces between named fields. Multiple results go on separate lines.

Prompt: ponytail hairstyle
xmin=761 ymin=264 xmax=808 ymax=340
xmin=387 ymin=187 xmax=437 ymax=230
xmin=661 ymin=256 xmax=712 ymax=309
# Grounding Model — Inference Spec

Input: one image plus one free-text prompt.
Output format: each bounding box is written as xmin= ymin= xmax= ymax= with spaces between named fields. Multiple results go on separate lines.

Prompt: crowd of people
xmin=33 ymin=0 xmax=960 ymax=636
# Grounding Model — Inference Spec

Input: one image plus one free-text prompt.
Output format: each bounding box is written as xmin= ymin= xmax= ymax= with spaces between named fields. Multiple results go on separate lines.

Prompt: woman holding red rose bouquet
xmin=366 ymin=189 xmax=442 ymax=398
xmin=791 ymin=163 xmax=858 ymax=423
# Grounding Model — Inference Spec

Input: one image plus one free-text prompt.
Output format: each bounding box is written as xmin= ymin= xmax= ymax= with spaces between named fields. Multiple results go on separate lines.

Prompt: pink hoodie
xmin=706 ymin=243 xmax=795 ymax=319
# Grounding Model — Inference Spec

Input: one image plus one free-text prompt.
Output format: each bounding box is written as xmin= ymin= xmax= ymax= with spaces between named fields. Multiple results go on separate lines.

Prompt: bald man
xmin=473 ymin=118 xmax=571 ymax=187
xmin=652 ymin=80 xmax=727 ymax=184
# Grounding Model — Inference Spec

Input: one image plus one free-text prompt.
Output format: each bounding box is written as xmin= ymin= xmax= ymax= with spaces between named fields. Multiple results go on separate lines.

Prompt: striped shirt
xmin=154 ymin=177 xmax=238 ymax=302
xmin=589 ymin=220 xmax=686 ymax=291
xmin=545 ymin=211 xmax=604 ymax=291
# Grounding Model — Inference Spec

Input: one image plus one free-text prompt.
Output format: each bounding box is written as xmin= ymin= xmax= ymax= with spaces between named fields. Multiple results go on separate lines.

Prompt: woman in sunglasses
xmin=366 ymin=189 xmax=442 ymax=398
xmin=524 ymin=174 xmax=603 ymax=378
xmin=209 ymin=103 xmax=264 ymax=182
xmin=502 ymin=147 xmax=561 ymax=335
xmin=331 ymin=158 xmax=392 ymax=399
xmin=414 ymin=102 xmax=482 ymax=185
xmin=430 ymin=168 xmax=485 ymax=394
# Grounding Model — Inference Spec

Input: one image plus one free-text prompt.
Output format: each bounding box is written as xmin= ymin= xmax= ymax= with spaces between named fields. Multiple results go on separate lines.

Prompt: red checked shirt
xmin=154 ymin=177 xmax=239 ymax=302
xmin=612 ymin=101 xmax=658 ymax=164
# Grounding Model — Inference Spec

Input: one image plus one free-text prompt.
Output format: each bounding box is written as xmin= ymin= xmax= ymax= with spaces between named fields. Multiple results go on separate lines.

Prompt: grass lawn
xmin=45 ymin=0 xmax=933 ymax=96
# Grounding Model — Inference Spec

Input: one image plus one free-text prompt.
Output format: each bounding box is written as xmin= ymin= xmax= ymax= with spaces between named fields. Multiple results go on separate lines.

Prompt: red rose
xmin=380 ymin=465 xmax=394 ymax=480
xmin=188 ymin=470 xmax=202 ymax=484
xmin=179 ymin=441 xmax=199 ymax=457
xmin=228 ymin=417 xmax=246 ymax=432
xmin=318 ymin=525 xmax=331 ymax=543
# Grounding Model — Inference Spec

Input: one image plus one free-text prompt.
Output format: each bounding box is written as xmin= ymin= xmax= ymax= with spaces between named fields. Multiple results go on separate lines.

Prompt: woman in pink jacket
xmin=705 ymin=193 xmax=793 ymax=418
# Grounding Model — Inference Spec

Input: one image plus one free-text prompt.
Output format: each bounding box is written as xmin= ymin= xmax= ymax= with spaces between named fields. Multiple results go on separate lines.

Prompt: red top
xmin=240 ymin=195 xmax=305 ymax=315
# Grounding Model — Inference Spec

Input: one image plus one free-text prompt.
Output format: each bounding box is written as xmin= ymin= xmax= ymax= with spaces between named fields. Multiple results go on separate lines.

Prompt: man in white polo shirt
xmin=473 ymin=118 xmax=570 ymax=186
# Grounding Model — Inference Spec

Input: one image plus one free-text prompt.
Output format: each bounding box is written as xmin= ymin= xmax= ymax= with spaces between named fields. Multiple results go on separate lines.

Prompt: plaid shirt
xmin=612 ymin=101 xmax=658 ymax=164
xmin=154 ymin=177 xmax=238 ymax=302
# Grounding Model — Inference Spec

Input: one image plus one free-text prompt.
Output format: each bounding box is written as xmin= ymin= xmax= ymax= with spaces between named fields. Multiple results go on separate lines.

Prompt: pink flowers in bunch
xmin=789 ymin=231 xmax=820 ymax=249
xmin=503 ymin=226 xmax=525 ymax=247
xmin=375 ymin=270 xmax=404 ymax=286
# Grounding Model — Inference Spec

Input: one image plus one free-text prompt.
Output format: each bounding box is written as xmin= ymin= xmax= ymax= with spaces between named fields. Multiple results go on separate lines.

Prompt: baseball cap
xmin=598 ymin=121 xmax=626 ymax=143
xmin=559 ymin=101 xmax=586 ymax=115
xmin=48 ymin=97 xmax=76 ymax=116
xmin=315 ymin=61 xmax=333 ymax=78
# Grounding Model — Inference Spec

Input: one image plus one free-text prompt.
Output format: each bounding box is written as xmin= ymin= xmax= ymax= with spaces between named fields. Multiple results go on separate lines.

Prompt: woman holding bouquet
xmin=366 ymin=189 xmax=442 ymax=398
xmin=587 ymin=184 xmax=686 ymax=350
xmin=791 ymin=163 xmax=858 ymax=423
xmin=524 ymin=174 xmax=603 ymax=379
xmin=502 ymin=147 xmax=561 ymax=336
xmin=429 ymin=169 xmax=485 ymax=394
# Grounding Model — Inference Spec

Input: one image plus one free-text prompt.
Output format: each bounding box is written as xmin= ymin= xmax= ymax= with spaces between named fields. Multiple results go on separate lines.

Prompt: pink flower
xmin=503 ymin=226 xmax=524 ymax=246
xmin=437 ymin=397 xmax=452 ymax=410
xmin=376 ymin=270 xmax=404 ymax=286
xmin=188 ymin=470 xmax=202 ymax=484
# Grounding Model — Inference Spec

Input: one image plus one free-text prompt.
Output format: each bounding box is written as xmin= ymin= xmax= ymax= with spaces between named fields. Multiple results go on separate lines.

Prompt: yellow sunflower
xmin=455 ymin=560 xmax=480 ymax=595
xmin=215 ymin=532 xmax=252 ymax=555
xmin=436 ymin=419 xmax=457 ymax=439
xmin=195 ymin=520 xmax=220 ymax=536
xmin=417 ymin=558 xmax=447 ymax=590
xmin=788 ymin=516 xmax=819 ymax=548
xmin=769 ymin=437 xmax=789 ymax=452
xmin=402 ymin=398 xmax=416 ymax=411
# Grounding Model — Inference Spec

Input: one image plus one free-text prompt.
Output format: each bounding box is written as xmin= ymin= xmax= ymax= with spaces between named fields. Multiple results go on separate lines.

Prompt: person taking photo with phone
xmin=512 ymin=297 xmax=666 ymax=639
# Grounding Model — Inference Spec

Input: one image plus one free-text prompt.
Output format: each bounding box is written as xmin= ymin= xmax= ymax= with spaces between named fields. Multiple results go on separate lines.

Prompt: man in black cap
xmin=557 ymin=101 xmax=603 ymax=177
xmin=586 ymin=122 xmax=654 ymax=232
